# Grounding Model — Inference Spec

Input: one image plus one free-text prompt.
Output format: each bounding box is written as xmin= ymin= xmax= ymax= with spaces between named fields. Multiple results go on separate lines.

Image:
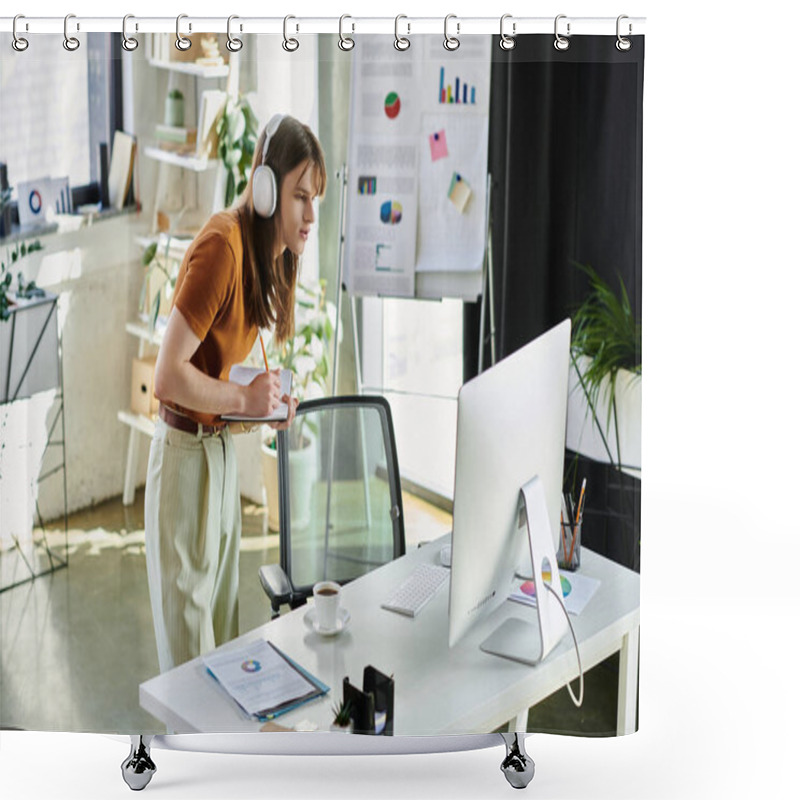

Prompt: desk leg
xmin=616 ymin=626 xmax=639 ymax=735
xmin=123 ymin=428 xmax=140 ymax=506
xmin=507 ymin=708 xmax=529 ymax=732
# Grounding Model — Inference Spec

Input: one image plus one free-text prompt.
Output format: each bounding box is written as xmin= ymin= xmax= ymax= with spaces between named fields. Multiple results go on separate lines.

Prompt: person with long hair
xmin=144 ymin=114 xmax=327 ymax=672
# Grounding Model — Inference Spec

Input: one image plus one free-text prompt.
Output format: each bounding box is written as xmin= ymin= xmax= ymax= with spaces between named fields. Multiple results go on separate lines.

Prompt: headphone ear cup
xmin=252 ymin=165 xmax=277 ymax=217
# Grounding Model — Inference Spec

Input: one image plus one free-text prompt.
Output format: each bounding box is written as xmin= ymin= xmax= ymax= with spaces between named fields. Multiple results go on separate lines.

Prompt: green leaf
xmin=229 ymin=109 xmax=246 ymax=142
xmin=225 ymin=171 xmax=235 ymax=208
xmin=225 ymin=147 xmax=242 ymax=169
xmin=148 ymin=291 xmax=161 ymax=335
xmin=142 ymin=241 xmax=158 ymax=266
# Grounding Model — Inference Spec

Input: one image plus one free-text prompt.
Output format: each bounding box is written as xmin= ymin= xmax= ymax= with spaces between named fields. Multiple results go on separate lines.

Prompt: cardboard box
xmin=131 ymin=356 xmax=159 ymax=417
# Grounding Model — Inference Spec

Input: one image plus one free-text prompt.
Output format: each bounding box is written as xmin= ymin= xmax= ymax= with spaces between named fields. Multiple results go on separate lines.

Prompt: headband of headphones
xmin=261 ymin=113 xmax=286 ymax=167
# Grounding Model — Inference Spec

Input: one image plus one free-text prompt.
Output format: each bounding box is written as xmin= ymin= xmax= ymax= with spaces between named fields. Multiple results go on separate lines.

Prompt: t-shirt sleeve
xmin=172 ymin=230 xmax=235 ymax=342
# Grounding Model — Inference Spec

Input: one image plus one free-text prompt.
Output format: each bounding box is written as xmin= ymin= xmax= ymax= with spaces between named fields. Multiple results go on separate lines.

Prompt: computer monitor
xmin=447 ymin=319 xmax=571 ymax=664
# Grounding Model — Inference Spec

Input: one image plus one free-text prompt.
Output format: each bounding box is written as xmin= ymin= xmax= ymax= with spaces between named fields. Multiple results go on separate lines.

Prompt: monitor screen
xmin=448 ymin=319 xmax=571 ymax=649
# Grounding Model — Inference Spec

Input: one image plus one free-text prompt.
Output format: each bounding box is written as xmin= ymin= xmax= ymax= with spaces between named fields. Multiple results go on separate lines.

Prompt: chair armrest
xmin=259 ymin=564 xmax=292 ymax=618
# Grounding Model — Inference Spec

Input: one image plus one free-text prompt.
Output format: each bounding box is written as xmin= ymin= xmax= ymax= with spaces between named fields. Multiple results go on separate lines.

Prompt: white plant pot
xmin=260 ymin=435 xmax=318 ymax=532
xmin=329 ymin=721 xmax=354 ymax=733
xmin=261 ymin=443 xmax=280 ymax=532
xmin=287 ymin=435 xmax=317 ymax=531
xmin=566 ymin=355 xmax=641 ymax=476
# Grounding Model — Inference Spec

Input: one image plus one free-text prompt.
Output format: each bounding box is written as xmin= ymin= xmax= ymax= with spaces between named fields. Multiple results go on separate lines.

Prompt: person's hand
xmin=243 ymin=369 xmax=282 ymax=418
xmin=267 ymin=395 xmax=299 ymax=431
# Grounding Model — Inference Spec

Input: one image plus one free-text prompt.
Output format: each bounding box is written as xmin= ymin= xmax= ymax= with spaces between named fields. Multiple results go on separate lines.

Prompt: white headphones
xmin=252 ymin=113 xmax=286 ymax=218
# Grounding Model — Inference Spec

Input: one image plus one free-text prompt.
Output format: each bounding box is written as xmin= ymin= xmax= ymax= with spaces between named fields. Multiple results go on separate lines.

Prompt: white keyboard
xmin=381 ymin=563 xmax=450 ymax=617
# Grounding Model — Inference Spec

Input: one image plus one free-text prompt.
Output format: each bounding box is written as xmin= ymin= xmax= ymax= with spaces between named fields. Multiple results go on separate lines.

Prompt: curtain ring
xmin=394 ymin=15 xmax=410 ymax=51
xmin=338 ymin=15 xmax=355 ymax=51
xmin=499 ymin=14 xmax=516 ymax=51
xmin=283 ymin=15 xmax=299 ymax=52
xmin=63 ymin=14 xmax=80 ymax=52
xmin=554 ymin=14 xmax=570 ymax=51
xmin=443 ymin=14 xmax=460 ymax=51
xmin=616 ymin=15 xmax=632 ymax=51
xmin=226 ymin=15 xmax=243 ymax=52
xmin=12 ymin=15 xmax=29 ymax=52
xmin=122 ymin=14 xmax=139 ymax=52
xmin=175 ymin=14 xmax=192 ymax=51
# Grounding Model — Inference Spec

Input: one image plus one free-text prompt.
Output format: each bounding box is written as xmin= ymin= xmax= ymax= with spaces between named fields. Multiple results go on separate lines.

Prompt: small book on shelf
xmin=108 ymin=130 xmax=136 ymax=211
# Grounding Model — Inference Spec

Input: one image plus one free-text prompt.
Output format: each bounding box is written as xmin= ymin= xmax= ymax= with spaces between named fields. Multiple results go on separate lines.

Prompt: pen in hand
xmin=259 ymin=331 xmax=269 ymax=372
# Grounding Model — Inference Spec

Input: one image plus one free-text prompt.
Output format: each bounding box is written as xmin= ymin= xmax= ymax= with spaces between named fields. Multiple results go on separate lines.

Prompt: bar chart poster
xmin=344 ymin=35 xmax=491 ymax=299
xmin=438 ymin=67 xmax=478 ymax=106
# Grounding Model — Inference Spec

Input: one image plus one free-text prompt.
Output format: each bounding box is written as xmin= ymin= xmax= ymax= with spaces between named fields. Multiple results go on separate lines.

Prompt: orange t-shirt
xmin=169 ymin=209 xmax=258 ymax=426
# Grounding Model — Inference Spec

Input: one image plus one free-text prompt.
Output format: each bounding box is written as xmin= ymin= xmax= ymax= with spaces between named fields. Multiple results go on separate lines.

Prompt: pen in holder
xmin=557 ymin=515 xmax=581 ymax=571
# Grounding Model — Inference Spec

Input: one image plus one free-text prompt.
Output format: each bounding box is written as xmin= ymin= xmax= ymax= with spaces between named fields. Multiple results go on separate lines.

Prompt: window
xmin=0 ymin=34 xmax=121 ymax=209
xmin=362 ymin=297 xmax=463 ymax=500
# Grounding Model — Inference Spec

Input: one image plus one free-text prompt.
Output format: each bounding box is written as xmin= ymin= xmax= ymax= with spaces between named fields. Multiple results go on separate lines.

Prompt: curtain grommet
xmin=226 ymin=15 xmax=243 ymax=52
xmin=499 ymin=14 xmax=516 ymax=51
xmin=122 ymin=14 xmax=139 ymax=52
xmin=338 ymin=14 xmax=355 ymax=51
xmin=12 ymin=14 xmax=29 ymax=52
xmin=444 ymin=13 xmax=460 ymax=51
xmin=616 ymin=15 xmax=632 ymax=51
xmin=175 ymin=14 xmax=192 ymax=51
xmin=63 ymin=13 xmax=80 ymax=52
xmin=394 ymin=14 xmax=410 ymax=51
xmin=283 ymin=15 xmax=300 ymax=52
xmin=554 ymin=14 xmax=570 ymax=51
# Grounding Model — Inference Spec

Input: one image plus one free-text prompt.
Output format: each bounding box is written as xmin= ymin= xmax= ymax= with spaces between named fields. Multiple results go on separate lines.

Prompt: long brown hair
xmin=235 ymin=116 xmax=327 ymax=345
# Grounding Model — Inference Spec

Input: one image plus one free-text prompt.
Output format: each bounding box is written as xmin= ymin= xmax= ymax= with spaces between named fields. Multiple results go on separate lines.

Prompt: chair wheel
xmin=121 ymin=736 xmax=156 ymax=791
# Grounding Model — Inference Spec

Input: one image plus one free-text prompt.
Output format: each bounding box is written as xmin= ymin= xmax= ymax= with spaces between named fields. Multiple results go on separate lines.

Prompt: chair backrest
xmin=276 ymin=395 xmax=405 ymax=598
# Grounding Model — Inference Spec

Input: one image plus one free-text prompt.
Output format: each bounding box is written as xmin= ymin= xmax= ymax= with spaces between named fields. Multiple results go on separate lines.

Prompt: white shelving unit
xmin=119 ymin=41 xmax=239 ymax=505
xmin=143 ymin=146 xmax=217 ymax=172
xmin=147 ymin=58 xmax=230 ymax=79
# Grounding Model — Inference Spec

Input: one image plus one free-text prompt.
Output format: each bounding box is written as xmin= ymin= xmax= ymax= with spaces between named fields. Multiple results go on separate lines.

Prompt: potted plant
xmin=261 ymin=279 xmax=337 ymax=531
xmin=0 ymin=185 xmax=13 ymax=239
xmin=567 ymin=263 xmax=641 ymax=477
xmin=138 ymin=237 xmax=179 ymax=335
xmin=1 ymin=240 xmax=52 ymax=405
xmin=215 ymin=94 xmax=259 ymax=207
xmin=566 ymin=263 xmax=641 ymax=570
xmin=164 ymin=88 xmax=185 ymax=128
xmin=329 ymin=699 xmax=353 ymax=733
xmin=1 ymin=240 xmax=44 ymax=321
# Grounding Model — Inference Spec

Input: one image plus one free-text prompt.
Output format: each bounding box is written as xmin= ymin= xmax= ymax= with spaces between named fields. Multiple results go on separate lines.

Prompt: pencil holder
xmin=557 ymin=517 xmax=581 ymax=571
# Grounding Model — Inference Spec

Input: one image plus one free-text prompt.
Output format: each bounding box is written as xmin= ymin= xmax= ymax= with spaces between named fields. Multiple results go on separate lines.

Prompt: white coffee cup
xmin=312 ymin=581 xmax=342 ymax=632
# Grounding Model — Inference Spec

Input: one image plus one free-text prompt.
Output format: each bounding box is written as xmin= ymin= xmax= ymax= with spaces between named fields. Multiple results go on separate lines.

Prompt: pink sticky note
xmin=429 ymin=129 xmax=449 ymax=161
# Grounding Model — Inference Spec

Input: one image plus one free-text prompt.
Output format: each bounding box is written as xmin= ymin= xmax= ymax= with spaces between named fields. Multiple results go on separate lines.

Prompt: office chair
xmin=259 ymin=395 xmax=405 ymax=617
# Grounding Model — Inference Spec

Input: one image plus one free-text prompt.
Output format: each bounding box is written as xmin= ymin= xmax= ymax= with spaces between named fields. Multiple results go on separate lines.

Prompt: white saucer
xmin=304 ymin=606 xmax=351 ymax=637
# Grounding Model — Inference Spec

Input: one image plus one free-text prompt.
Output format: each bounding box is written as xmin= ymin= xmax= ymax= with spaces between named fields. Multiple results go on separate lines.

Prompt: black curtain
xmin=465 ymin=35 xmax=644 ymax=569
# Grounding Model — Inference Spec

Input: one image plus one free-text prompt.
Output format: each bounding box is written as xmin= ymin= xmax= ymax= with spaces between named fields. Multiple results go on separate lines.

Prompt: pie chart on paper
xmin=384 ymin=91 xmax=401 ymax=119
xmin=380 ymin=200 xmax=403 ymax=224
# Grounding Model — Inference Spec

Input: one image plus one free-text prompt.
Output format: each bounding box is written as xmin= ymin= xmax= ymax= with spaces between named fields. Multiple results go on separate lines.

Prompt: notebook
xmin=222 ymin=365 xmax=293 ymax=423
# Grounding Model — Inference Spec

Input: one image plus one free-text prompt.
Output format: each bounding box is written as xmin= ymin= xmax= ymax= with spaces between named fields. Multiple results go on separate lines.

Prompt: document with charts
xmin=202 ymin=639 xmax=324 ymax=719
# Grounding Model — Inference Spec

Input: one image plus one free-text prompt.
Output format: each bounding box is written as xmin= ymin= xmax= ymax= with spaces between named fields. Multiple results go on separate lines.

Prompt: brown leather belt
xmin=158 ymin=404 xmax=226 ymax=436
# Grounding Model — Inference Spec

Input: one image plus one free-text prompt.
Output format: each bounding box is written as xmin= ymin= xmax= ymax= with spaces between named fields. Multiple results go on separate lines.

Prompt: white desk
xmin=140 ymin=538 xmax=639 ymax=736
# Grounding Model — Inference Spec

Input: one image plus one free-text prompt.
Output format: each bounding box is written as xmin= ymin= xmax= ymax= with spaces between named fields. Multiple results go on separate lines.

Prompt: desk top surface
xmin=140 ymin=538 xmax=639 ymax=736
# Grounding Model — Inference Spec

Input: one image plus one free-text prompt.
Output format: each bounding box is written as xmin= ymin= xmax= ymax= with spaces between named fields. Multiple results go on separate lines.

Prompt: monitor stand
xmin=480 ymin=476 xmax=569 ymax=666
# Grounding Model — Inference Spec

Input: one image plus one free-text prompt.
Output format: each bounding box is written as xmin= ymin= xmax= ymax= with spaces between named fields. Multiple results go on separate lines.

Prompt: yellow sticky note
xmin=448 ymin=172 xmax=472 ymax=214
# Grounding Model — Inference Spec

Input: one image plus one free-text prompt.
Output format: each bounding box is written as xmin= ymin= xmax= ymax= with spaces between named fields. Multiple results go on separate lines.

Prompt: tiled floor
xmin=0 ymin=490 xmax=622 ymax=736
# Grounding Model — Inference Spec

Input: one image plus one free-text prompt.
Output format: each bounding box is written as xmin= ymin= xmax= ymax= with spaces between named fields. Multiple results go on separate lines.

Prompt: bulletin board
xmin=343 ymin=35 xmax=492 ymax=301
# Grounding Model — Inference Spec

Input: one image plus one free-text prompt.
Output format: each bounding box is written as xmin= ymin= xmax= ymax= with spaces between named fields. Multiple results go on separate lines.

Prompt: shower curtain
xmin=0 ymin=17 xmax=643 ymax=770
